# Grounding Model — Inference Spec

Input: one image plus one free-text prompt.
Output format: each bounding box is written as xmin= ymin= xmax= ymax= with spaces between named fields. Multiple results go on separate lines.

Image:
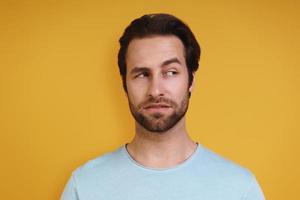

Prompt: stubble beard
xmin=128 ymin=92 xmax=189 ymax=133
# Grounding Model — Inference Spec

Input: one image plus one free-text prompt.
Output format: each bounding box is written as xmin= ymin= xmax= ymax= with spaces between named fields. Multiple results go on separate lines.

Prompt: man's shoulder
xmin=72 ymin=146 xmax=124 ymax=178
xmin=191 ymin=145 xmax=264 ymax=199
xmin=197 ymin=145 xmax=256 ymax=183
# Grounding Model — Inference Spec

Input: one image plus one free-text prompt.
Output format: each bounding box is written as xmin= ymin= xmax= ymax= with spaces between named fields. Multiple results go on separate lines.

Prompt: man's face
xmin=125 ymin=35 xmax=193 ymax=133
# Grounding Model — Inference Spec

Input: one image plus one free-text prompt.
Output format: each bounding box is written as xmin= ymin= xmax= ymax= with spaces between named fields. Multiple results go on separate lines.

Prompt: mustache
xmin=139 ymin=96 xmax=176 ymax=108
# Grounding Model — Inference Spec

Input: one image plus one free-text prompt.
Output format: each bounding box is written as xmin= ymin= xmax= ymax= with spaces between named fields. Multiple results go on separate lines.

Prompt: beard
xmin=128 ymin=92 xmax=190 ymax=133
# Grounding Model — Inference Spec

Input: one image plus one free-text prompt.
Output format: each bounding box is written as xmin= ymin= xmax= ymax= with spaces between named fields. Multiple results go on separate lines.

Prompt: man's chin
xmin=142 ymin=124 xmax=170 ymax=133
xmin=138 ymin=116 xmax=176 ymax=133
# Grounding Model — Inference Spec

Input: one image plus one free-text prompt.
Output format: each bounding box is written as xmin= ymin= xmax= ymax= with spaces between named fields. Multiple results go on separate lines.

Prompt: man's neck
xmin=126 ymin=117 xmax=197 ymax=169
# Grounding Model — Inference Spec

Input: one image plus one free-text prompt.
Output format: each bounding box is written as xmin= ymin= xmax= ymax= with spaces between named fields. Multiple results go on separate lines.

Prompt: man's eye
xmin=165 ymin=71 xmax=177 ymax=77
xmin=136 ymin=72 xmax=148 ymax=78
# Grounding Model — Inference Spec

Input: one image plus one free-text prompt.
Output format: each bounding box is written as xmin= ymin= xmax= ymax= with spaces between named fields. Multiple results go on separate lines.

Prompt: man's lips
xmin=144 ymin=103 xmax=171 ymax=109
xmin=143 ymin=104 xmax=171 ymax=112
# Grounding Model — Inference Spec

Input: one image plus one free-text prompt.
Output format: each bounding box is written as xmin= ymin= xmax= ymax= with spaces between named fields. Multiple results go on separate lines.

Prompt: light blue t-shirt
xmin=61 ymin=143 xmax=265 ymax=200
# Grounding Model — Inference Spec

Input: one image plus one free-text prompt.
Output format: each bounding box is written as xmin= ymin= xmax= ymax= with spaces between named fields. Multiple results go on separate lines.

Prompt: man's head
xmin=118 ymin=13 xmax=201 ymax=93
xmin=117 ymin=14 xmax=201 ymax=133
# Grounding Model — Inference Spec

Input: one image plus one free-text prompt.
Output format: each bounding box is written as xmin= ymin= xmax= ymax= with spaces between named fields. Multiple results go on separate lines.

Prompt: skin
xmin=125 ymin=35 xmax=198 ymax=169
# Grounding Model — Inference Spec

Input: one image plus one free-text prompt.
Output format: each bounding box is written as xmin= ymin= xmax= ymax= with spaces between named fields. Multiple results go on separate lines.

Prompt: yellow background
xmin=0 ymin=0 xmax=299 ymax=199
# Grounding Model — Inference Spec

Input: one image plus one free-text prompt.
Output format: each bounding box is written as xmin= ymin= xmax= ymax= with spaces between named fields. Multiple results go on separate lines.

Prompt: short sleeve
xmin=60 ymin=174 xmax=79 ymax=200
xmin=242 ymin=174 xmax=265 ymax=200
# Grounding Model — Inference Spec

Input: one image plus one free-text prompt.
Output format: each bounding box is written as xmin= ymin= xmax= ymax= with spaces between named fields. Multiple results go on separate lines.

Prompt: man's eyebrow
xmin=161 ymin=57 xmax=182 ymax=67
xmin=129 ymin=57 xmax=182 ymax=75
xmin=129 ymin=67 xmax=149 ymax=75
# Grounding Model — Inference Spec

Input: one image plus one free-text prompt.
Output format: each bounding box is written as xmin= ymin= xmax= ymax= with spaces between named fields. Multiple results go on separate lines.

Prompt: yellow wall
xmin=0 ymin=0 xmax=299 ymax=199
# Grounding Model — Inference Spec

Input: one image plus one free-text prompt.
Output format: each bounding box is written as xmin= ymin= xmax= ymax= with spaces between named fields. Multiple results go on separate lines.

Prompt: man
xmin=61 ymin=13 xmax=265 ymax=200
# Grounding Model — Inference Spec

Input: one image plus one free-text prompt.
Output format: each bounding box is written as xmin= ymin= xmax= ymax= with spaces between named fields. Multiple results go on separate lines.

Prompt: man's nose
xmin=147 ymin=75 xmax=164 ymax=98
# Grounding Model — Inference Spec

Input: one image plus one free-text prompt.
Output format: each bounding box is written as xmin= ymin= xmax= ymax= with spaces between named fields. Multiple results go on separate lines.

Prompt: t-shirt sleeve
xmin=242 ymin=174 xmax=265 ymax=200
xmin=60 ymin=174 xmax=79 ymax=200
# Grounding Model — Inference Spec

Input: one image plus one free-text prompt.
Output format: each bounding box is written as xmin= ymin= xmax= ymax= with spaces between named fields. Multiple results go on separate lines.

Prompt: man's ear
xmin=189 ymin=73 xmax=195 ymax=93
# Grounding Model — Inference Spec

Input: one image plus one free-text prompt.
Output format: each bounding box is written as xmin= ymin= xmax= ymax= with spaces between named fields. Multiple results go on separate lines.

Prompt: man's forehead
xmin=127 ymin=35 xmax=184 ymax=49
xmin=126 ymin=35 xmax=186 ymax=68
